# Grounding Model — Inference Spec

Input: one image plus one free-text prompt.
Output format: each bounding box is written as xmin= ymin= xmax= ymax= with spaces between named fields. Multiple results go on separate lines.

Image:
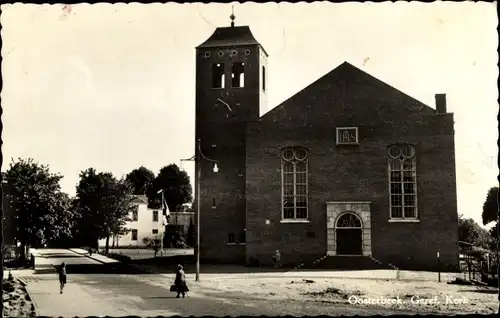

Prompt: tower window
xmin=262 ymin=66 xmax=266 ymax=91
xmin=212 ymin=63 xmax=225 ymax=89
xmin=231 ymin=62 xmax=244 ymax=88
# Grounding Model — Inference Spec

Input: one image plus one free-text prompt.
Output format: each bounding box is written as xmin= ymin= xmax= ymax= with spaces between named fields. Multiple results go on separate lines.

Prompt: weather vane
xmin=230 ymin=5 xmax=236 ymax=27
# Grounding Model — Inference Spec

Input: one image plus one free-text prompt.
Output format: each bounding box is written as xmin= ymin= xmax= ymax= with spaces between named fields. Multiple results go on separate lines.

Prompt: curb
xmin=67 ymin=248 xmax=157 ymax=274
xmin=16 ymin=277 xmax=39 ymax=317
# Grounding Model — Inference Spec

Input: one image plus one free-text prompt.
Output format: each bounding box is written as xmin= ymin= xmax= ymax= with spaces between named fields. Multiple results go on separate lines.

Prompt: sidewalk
xmin=68 ymin=248 xmax=119 ymax=264
xmin=25 ymin=279 xmax=132 ymax=316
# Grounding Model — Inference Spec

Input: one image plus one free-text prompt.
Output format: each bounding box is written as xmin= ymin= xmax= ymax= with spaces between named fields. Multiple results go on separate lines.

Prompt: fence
xmin=458 ymin=241 xmax=497 ymax=285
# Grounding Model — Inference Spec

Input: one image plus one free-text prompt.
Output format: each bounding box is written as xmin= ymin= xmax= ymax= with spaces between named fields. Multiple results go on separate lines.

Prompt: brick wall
xmin=245 ymin=62 xmax=459 ymax=270
xmin=195 ymin=45 xmax=265 ymax=264
xmin=169 ymin=212 xmax=195 ymax=231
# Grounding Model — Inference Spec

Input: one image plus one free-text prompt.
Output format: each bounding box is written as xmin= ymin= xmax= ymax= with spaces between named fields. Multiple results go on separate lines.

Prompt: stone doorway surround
xmin=326 ymin=201 xmax=372 ymax=257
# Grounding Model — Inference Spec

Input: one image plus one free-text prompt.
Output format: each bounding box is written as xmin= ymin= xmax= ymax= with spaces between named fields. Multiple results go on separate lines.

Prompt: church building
xmin=194 ymin=16 xmax=459 ymax=271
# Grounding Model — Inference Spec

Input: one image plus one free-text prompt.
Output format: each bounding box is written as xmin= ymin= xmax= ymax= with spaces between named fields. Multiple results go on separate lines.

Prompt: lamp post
xmin=181 ymin=139 xmax=218 ymax=282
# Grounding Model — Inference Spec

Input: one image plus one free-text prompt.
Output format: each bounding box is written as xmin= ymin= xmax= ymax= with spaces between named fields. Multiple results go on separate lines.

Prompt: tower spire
xmin=230 ymin=5 xmax=235 ymax=27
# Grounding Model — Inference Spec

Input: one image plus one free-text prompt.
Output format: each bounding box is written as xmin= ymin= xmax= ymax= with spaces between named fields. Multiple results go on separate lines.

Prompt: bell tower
xmin=195 ymin=13 xmax=268 ymax=263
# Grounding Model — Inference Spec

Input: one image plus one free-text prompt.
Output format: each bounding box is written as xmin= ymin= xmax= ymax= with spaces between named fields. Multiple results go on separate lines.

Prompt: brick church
xmin=194 ymin=17 xmax=459 ymax=271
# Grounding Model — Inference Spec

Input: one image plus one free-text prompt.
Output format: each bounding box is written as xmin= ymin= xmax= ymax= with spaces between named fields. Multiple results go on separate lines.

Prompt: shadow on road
xmin=40 ymin=255 xmax=82 ymax=259
xmin=36 ymin=262 xmax=149 ymax=275
xmin=459 ymin=288 xmax=499 ymax=294
xmin=35 ymin=266 xmax=57 ymax=275
xmin=126 ymin=255 xmax=290 ymax=274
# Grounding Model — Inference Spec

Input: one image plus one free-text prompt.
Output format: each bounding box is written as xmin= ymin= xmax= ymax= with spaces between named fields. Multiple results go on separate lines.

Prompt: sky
xmin=1 ymin=2 xmax=498 ymax=227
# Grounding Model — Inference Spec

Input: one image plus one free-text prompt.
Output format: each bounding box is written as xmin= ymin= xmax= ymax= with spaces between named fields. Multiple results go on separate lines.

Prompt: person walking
xmin=272 ymin=249 xmax=281 ymax=268
xmin=58 ymin=262 xmax=67 ymax=294
xmin=174 ymin=264 xmax=189 ymax=298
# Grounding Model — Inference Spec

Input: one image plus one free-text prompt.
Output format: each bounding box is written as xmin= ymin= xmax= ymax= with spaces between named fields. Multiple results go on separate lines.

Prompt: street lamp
xmin=181 ymin=139 xmax=218 ymax=282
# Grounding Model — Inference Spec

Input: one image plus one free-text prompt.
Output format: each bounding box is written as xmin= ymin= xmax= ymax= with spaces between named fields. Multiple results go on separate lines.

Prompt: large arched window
xmin=281 ymin=147 xmax=308 ymax=220
xmin=388 ymin=144 xmax=418 ymax=219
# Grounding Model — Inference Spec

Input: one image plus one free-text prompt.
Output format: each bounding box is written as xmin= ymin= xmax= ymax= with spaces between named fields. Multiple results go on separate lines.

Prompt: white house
xmin=97 ymin=195 xmax=195 ymax=248
xmin=98 ymin=195 xmax=162 ymax=248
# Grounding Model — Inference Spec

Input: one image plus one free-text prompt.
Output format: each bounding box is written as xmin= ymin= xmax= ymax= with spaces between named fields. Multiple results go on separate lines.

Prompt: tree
xmin=2 ymin=158 xmax=74 ymax=258
xmin=146 ymin=164 xmax=193 ymax=211
xmin=458 ymin=214 xmax=492 ymax=249
xmin=74 ymin=168 xmax=137 ymax=254
xmin=482 ymin=186 xmax=498 ymax=226
xmin=125 ymin=166 xmax=155 ymax=195
xmin=163 ymin=224 xmax=188 ymax=248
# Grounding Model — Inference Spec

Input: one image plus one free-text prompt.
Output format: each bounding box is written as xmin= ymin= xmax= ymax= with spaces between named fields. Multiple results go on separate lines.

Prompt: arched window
xmin=336 ymin=213 xmax=362 ymax=228
xmin=388 ymin=144 xmax=418 ymax=219
xmin=281 ymin=147 xmax=308 ymax=220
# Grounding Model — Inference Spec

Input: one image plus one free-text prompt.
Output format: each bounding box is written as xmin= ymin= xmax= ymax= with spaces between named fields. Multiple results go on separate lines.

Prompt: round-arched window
xmin=281 ymin=147 xmax=308 ymax=220
xmin=388 ymin=144 xmax=415 ymax=160
xmin=388 ymin=144 xmax=417 ymax=219
xmin=336 ymin=213 xmax=362 ymax=228
xmin=282 ymin=148 xmax=295 ymax=161
xmin=281 ymin=147 xmax=308 ymax=162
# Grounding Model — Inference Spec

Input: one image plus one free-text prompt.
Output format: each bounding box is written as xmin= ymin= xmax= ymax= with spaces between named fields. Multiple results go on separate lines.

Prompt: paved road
xmin=34 ymin=248 xmax=103 ymax=267
xmin=26 ymin=273 xmax=417 ymax=316
xmin=25 ymin=249 xmax=419 ymax=316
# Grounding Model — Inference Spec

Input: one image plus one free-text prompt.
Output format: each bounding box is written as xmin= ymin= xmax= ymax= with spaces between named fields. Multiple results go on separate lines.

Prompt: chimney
xmin=435 ymin=93 xmax=447 ymax=114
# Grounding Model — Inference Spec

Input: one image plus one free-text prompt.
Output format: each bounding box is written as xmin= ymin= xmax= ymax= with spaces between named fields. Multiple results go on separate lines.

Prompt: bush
xmin=163 ymin=224 xmax=188 ymax=248
xmin=143 ymin=236 xmax=161 ymax=249
xmin=143 ymin=226 xmax=191 ymax=250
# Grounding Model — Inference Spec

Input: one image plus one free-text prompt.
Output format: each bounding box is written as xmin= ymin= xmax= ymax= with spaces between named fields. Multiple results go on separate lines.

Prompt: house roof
xmin=260 ymin=61 xmax=436 ymax=121
xmin=196 ymin=26 xmax=268 ymax=56
xmin=132 ymin=195 xmax=148 ymax=205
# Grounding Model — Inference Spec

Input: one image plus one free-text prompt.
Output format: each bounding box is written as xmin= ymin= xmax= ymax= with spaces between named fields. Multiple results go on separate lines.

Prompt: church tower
xmin=195 ymin=12 xmax=268 ymax=263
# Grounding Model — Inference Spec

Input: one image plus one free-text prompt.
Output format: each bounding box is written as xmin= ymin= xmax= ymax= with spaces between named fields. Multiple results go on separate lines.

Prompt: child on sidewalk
xmin=59 ymin=262 xmax=67 ymax=294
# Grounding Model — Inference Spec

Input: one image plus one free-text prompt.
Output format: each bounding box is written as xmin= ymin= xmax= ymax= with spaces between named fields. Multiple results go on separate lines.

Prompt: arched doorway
xmin=336 ymin=212 xmax=363 ymax=255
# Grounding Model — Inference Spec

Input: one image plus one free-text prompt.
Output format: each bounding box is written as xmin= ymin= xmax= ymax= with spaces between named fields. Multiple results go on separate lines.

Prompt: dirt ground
xmin=196 ymin=275 xmax=499 ymax=315
xmin=3 ymin=277 xmax=36 ymax=318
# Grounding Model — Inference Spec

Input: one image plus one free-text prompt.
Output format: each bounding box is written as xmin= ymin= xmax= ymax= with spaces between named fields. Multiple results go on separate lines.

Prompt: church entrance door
xmin=335 ymin=213 xmax=363 ymax=256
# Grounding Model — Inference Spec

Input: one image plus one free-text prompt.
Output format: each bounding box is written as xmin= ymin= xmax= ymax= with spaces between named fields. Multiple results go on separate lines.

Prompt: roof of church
xmin=260 ymin=61 xmax=436 ymax=121
xmin=196 ymin=26 xmax=268 ymax=55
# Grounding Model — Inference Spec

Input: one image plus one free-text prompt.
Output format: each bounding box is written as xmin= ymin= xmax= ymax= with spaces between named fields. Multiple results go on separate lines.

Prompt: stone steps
xmin=303 ymin=256 xmax=393 ymax=270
